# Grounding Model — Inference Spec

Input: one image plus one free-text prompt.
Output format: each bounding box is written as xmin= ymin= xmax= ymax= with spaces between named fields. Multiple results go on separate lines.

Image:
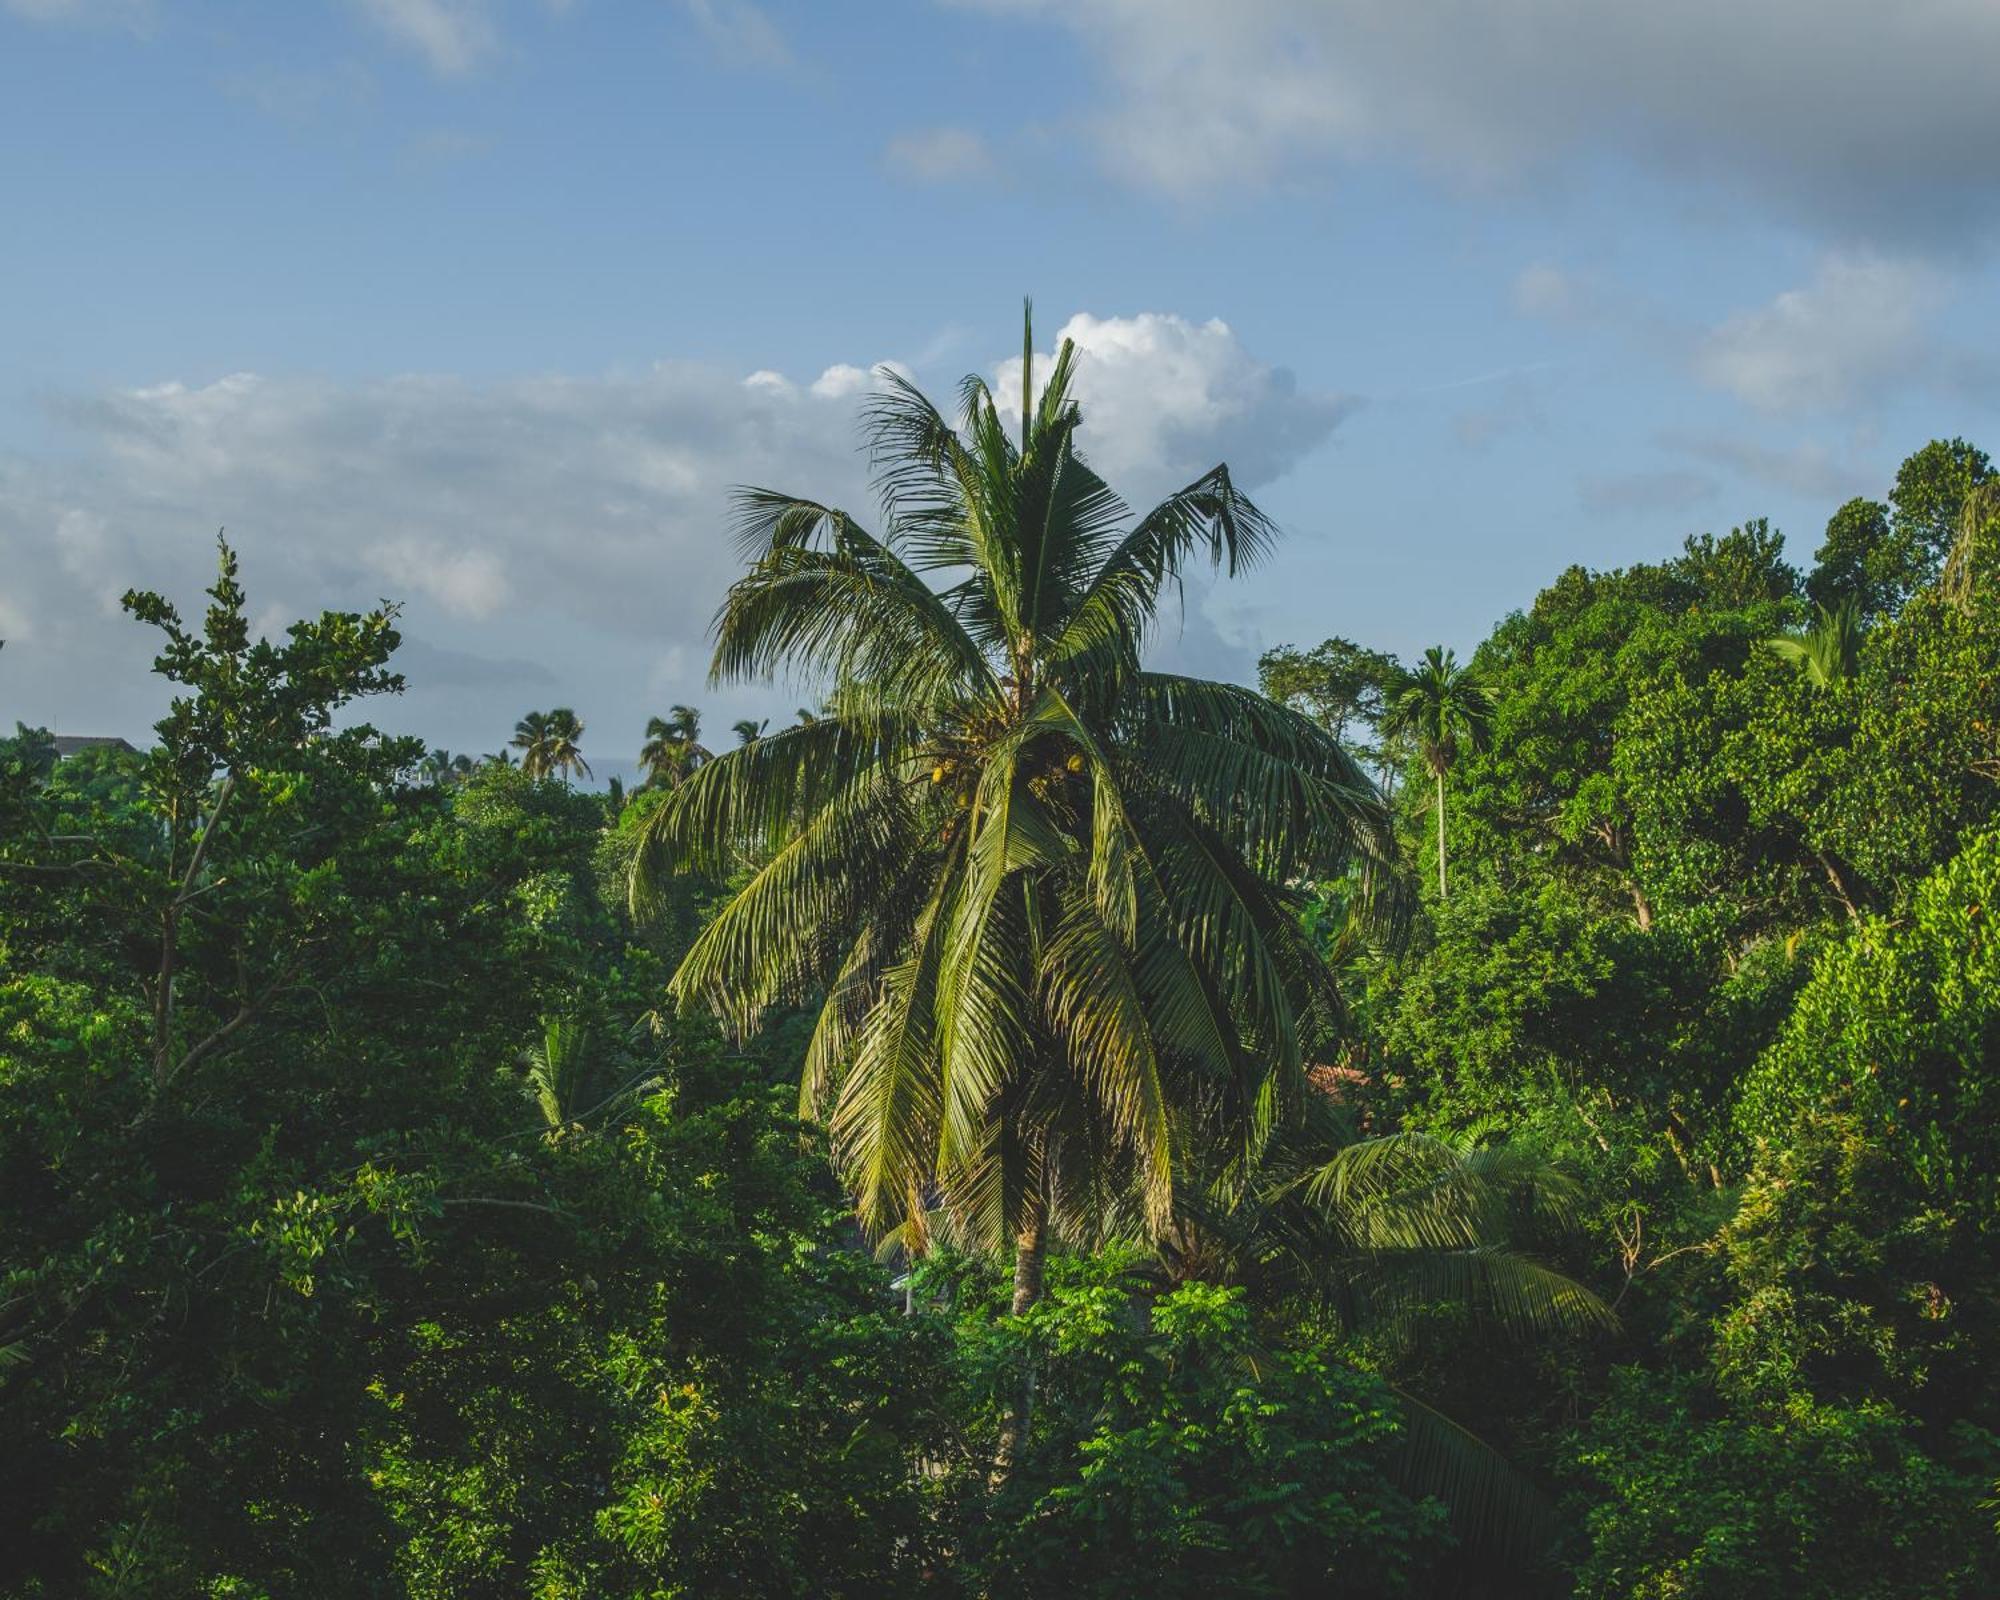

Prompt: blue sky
xmin=5 ymin=0 xmax=1998 ymax=782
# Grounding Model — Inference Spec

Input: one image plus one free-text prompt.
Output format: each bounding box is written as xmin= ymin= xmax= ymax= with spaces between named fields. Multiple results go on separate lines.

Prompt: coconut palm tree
xmin=543 ymin=708 xmax=590 ymax=782
xmin=418 ymin=748 xmax=474 ymax=787
xmin=1763 ymin=599 xmax=1864 ymax=688
xmin=732 ymin=717 xmax=768 ymax=746
xmin=639 ymin=705 xmax=710 ymax=788
xmin=634 ymin=307 xmax=1395 ymax=1335
xmin=512 ymin=707 xmax=591 ymax=782
xmin=510 ymin=711 xmax=552 ymax=775
xmin=1382 ymin=647 xmax=1497 ymax=900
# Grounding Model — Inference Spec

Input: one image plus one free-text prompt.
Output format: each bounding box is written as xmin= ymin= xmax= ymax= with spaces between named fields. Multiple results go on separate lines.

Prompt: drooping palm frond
xmin=1392 ymin=1388 xmax=1559 ymax=1574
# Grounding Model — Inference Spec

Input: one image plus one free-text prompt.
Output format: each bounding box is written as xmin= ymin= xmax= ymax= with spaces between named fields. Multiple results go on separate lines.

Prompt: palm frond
xmin=1051 ymin=463 xmax=1280 ymax=676
xmin=1392 ymin=1389 xmax=1560 ymax=1574
xmin=1040 ymin=889 xmax=1174 ymax=1231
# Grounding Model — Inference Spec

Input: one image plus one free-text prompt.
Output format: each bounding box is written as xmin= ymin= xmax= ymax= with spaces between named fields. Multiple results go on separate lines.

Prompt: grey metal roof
xmin=50 ymin=736 xmax=139 ymax=758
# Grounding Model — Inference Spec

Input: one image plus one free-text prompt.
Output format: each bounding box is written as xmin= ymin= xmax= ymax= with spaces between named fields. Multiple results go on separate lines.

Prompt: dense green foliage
xmin=5 ymin=413 xmax=1999 ymax=1594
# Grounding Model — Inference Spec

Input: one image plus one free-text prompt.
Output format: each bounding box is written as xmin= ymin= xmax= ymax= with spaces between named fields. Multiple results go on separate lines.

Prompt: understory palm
xmin=636 ymin=309 xmax=1394 ymax=1311
xmin=1764 ymin=599 xmax=1864 ymax=688
xmin=1162 ymin=1104 xmax=1612 ymax=1559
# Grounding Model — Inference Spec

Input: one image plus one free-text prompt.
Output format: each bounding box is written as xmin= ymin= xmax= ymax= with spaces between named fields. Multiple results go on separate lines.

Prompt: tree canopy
xmin=4 ymin=402 xmax=1997 ymax=1597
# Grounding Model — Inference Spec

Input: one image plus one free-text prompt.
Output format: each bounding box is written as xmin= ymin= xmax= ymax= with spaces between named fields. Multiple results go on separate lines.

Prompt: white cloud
xmin=884 ymin=126 xmax=998 ymax=184
xmin=1576 ymin=469 xmax=1717 ymax=517
xmin=808 ymin=364 xmax=873 ymax=400
xmin=1660 ymin=430 xmax=1871 ymax=501
xmin=953 ymin=0 xmax=2000 ymax=238
xmin=402 ymin=127 xmax=492 ymax=172
xmin=1452 ymin=382 xmax=1543 ymax=451
xmin=679 ymin=0 xmax=790 ymax=69
xmin=1692 ymin=255 xmax=1945 ymax=415
xmin=362 ymin=537 xmax=511 ymax=618
xmin=1512 ymin=264 xmax=1600 ymax=324
xmin=350 ymin=0 xmax=498 ymax=76
xmin=2 ymin=313 xmax=1341 ymax=756
xmin=2 ymin=0 xmax=149 ymax=24
xmin=223 ymin=61 xmax=378 ymax=127
xmin=993 ymin=312 xmax=1357 ymax=505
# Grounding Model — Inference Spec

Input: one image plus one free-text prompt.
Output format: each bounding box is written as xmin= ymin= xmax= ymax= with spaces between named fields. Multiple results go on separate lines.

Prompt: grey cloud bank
xmin=959 ymin=0 xmax=2000 ymax=242
xmin=0 ymin=314 xmax=1351 ymax=764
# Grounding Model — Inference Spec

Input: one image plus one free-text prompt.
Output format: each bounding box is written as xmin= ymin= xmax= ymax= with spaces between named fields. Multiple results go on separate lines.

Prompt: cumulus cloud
xmin=1512 ymin=251 xmax=1981 ymax=424
xmin=350 ymin=0 xmax=498 ymax=76
xmin=1443 ymin=371 xmax=1554 ymax=451
xmin=1512 ymin=264 xmax=1604 ymax=325
xmin=953 ymin=0 xmax=2000 ymax=239
xmin=1692 ymin=256 xmax=1946 ymax=415
xmin=679 ymin=0 xmax=791 ymax=69
xmin=1660 ymin=430 xmax=1872 ymax=502
xmin=1576 ymin=469 xmax=1718 ymax=517
xmin=1 ymin=313 xmax=1342 ymax=761
xmin=993 ymin=312 xmax=1357 ymax=505
xmin=885 ymin=126 xmax=999 ymax=184
xmin=2 ymin=0 xmax=149 ymax=24
xmin=223 ymin=61 xmax=378 ymax=127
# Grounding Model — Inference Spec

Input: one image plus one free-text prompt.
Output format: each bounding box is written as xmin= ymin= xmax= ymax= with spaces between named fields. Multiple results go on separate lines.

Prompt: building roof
xmin=50 ymin=735 xmax=139 ymax=758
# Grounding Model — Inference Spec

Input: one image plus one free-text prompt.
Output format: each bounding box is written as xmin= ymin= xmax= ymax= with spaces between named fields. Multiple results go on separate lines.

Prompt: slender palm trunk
xmin=1435 ymin=770 xmax=1448 ymax=900
xmin=1009 ymin=1207 xmax=1047 ymax=1317
xmin=992 ymin=1195 xmax=1047 ymax=1481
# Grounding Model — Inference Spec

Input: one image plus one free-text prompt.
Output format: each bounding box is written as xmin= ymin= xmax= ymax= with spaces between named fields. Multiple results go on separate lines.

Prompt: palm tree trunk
xmin=992 ymin=1195 xmax=1047 ymax=1482
xmin=1010 ymin=1207 xmax=1047 ymax=1316
xmin=1435 ymin=771 xmax=1448 ymax=900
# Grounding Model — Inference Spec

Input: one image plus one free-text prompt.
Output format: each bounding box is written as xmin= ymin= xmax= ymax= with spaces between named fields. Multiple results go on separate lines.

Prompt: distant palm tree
xmin=511 ymin=711 xmax=552 ymax=775
xmin=543 ymin=708 xmax=590 ymax=781
xmin=419 ymin=748 xmax=474 ymax=787
xmin=1383 ymin=646 xmax=1497 ymax=900
xmin=1763 ymin=599 xmax=1864 ymax=689
xmin=732 ymin=717 xmax=768 ymax=746
xmin=513 ymin=707 xmax=591 ymax=782
xmin=639 ymin=705 xmax=710 ymax=788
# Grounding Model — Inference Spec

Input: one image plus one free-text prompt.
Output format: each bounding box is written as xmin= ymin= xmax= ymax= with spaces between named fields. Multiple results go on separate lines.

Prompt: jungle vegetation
xmin=2 ymin=321 xmax=1997 ymax=1596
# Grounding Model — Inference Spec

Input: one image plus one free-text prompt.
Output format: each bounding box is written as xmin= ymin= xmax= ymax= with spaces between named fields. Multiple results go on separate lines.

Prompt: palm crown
xmin=639 ymin=705 xmax=710 ymax=788
xmin=636 ymin=307 xmax=1394 ymax=1273
xmin=510 ymin=707 xmax=592 ymax=783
